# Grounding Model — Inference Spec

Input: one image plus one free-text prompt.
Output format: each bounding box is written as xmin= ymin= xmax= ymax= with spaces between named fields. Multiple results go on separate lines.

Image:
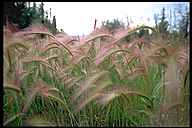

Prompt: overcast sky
xmin=36 ymin=2 xmax=188 ymax=36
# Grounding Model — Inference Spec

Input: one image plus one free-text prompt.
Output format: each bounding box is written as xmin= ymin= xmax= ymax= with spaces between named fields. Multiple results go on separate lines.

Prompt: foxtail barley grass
xmin=3 ymin=24 xmax=189 ymax=126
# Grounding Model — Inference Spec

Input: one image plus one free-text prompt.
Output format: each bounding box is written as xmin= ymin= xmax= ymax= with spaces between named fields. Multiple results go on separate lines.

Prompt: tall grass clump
xmin=3 ymin=23 xmax=189 ymax=127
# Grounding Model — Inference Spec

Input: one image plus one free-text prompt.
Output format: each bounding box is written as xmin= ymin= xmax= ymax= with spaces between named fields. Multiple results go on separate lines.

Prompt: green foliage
xmin=158 ymin=21 xmax=169 ymax=34
xmin=153 ymin=4 xmax=189 ymax=41
xmin=4 ymin=2 xmax=58 ymax=34
xmin=136 ymin=28 xmax=150 ymax=38
xmin=178 ymin=11 xmax=189 ymax=38
xmin=102 ymin=18 xmax=125 ymax=33
xmin=4 ymin=2 xmax=30 ymax=28
xmin=157 ymin=8 xmax=169 ymax=34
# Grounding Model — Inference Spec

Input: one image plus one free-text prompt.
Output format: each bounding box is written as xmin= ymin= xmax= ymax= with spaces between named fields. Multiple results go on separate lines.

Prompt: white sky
xmin=36 ymin=2 xmax=188 ymax=36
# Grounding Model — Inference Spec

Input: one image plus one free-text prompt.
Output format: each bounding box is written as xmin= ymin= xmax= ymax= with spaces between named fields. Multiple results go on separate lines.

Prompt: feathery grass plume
xmin=57 ymin=71 xmax=71 ymax=82
xmin=73 ymin=46 xmax=95 ymax=64
xmin=33 ymin=81 xmax=78 ymax=126
xmin=3 ymin=54 xmax=9 ymax=81
xmin=22 ymin=23 xmax=54 ymax=38
xmin=4 ymin=41 xmax=29 ymax=52
xmin=70 ymin=47 xmax=90 ymax=61
xmin=65 ymin=76 xmax=84 ymax=89
xmin=156 ymin=46 xmax=189 ymax=84
xmin=42 ymin=43 xmax=62 ymax=53
xmin=40 ymin=86 xmax=58 ymax=98
xmin=54 ymin=38 xmax=74 ymax=57
xmin=126 ymin=64 xmax=146 ymax=80
xmin=46 ymin=54 xmax=59 ymax=61
xmin=23 ymin=115 xmax=55 ymax=126
xmin=95 ymin=48 xmax=131 ymax=65
xmin=164 ymin=57 xmax=180 ymax=105
xmin=75 ymin=93 xmax=100 ymax=112
xmin=21 ymin=24 xmax=73 ymax=57
xmin=123 ymin=53 xmax=137 ymax=65
xmin=80 ymin=33 xmax=114 ymax=46
xmin=45 ymin=87 xmax=60 ymax=93
xmin=113 ymin=65 xmax=125 ymax=80
xmin=22 ymin=80 xmax=62 ymax=113
xmin=3 ymin=113 xmax=25 ymax=126
xmin=72 ymin=70 xmax=109 ymax=101
xmin=70 ymin=49 xmax=85 ymax=60
xmin=74 ymin=85 xmax=152 ymax=112
xmin=15 ymin=58 xmax=31 ymax=83
xmin=38 ymin=82 xmax=61 ymax=98
xmin=70 ymin=45 xmax=89 ymax=59
xmin=88 ymin=44 xmax=97 ymax=57
xmin=63 ymin=74 xmax=74 ymax=85
xmin=110 ymin=49 xmax=128 ymax=65
xmin=101 ymin=25 xmax=155 ymax=51
xmin=55 ymin=32 xmax=78 ymax=46
xmin=149 ymin=55 xmax=168 ymax=65
xmin=46 ymin=93 xmax=65 ymax=106
xmin=95 ymin=46 xmax=120 ymax=65
xmin=4 ymin=40 xmax=29 ymax=69
xmin=175 ymin=47 xmax=189 ymax=79
xmin=72 ymin=55 xmax=91 ymax=65
xmin=3 ymin=25 xmax=13 ymax=41
xmin=154 ymin=45 xmax=189 ymax=108
xmin=96 ymin=93 xmax=117 ymax=106
xmin=4 ymin=25 xmax=25 ymax=44
xmin=95 ymin=36 xmax=143 ymax=66
xmin=114 ymin=27 xmax=132 ymax=39
xmin=22 ymin=81 xmax=44 ymax=113
xmin=133 ymin=46 xmax=149 ymax=74
xmin=118 ymin=38 xmax=144 ymax=64
xmin=64 ymin=38 xmax=79 ymax=46
xmin=144 ymin=43 xmax=169 ymax=58
xmin=56 ymin=65 xmax=74 ymax=77
xmin=96 ymin=86 xmax=152 ymax=106
xmin=4 ymin=56 xmax=26 ymax=87
xmin=160 ymin=102 xmax=182 ymax=113
xmin=89 ymin=26 xmax=112 ymax=36
xmin=21 ymin=56 xmax=56 ymax=72
xmin=75 ymin=79 xmax=112 ymax=112
xmin=3 ymin=83 xmax=21 ymax=93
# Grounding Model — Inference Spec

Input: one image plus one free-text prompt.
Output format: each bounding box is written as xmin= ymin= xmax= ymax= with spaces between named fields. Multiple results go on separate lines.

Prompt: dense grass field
xmin=3 ymin=24 xmax=189 ymax=127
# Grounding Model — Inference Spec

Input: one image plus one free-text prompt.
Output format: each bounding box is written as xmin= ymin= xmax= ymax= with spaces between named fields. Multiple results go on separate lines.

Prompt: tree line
xmin=102 ymin=4 xmax=189 ymax=40
xmin=4 ymin=2 xmax=58 ymax=34
xmin=4 ymin=2 xmax=189 ymax=39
